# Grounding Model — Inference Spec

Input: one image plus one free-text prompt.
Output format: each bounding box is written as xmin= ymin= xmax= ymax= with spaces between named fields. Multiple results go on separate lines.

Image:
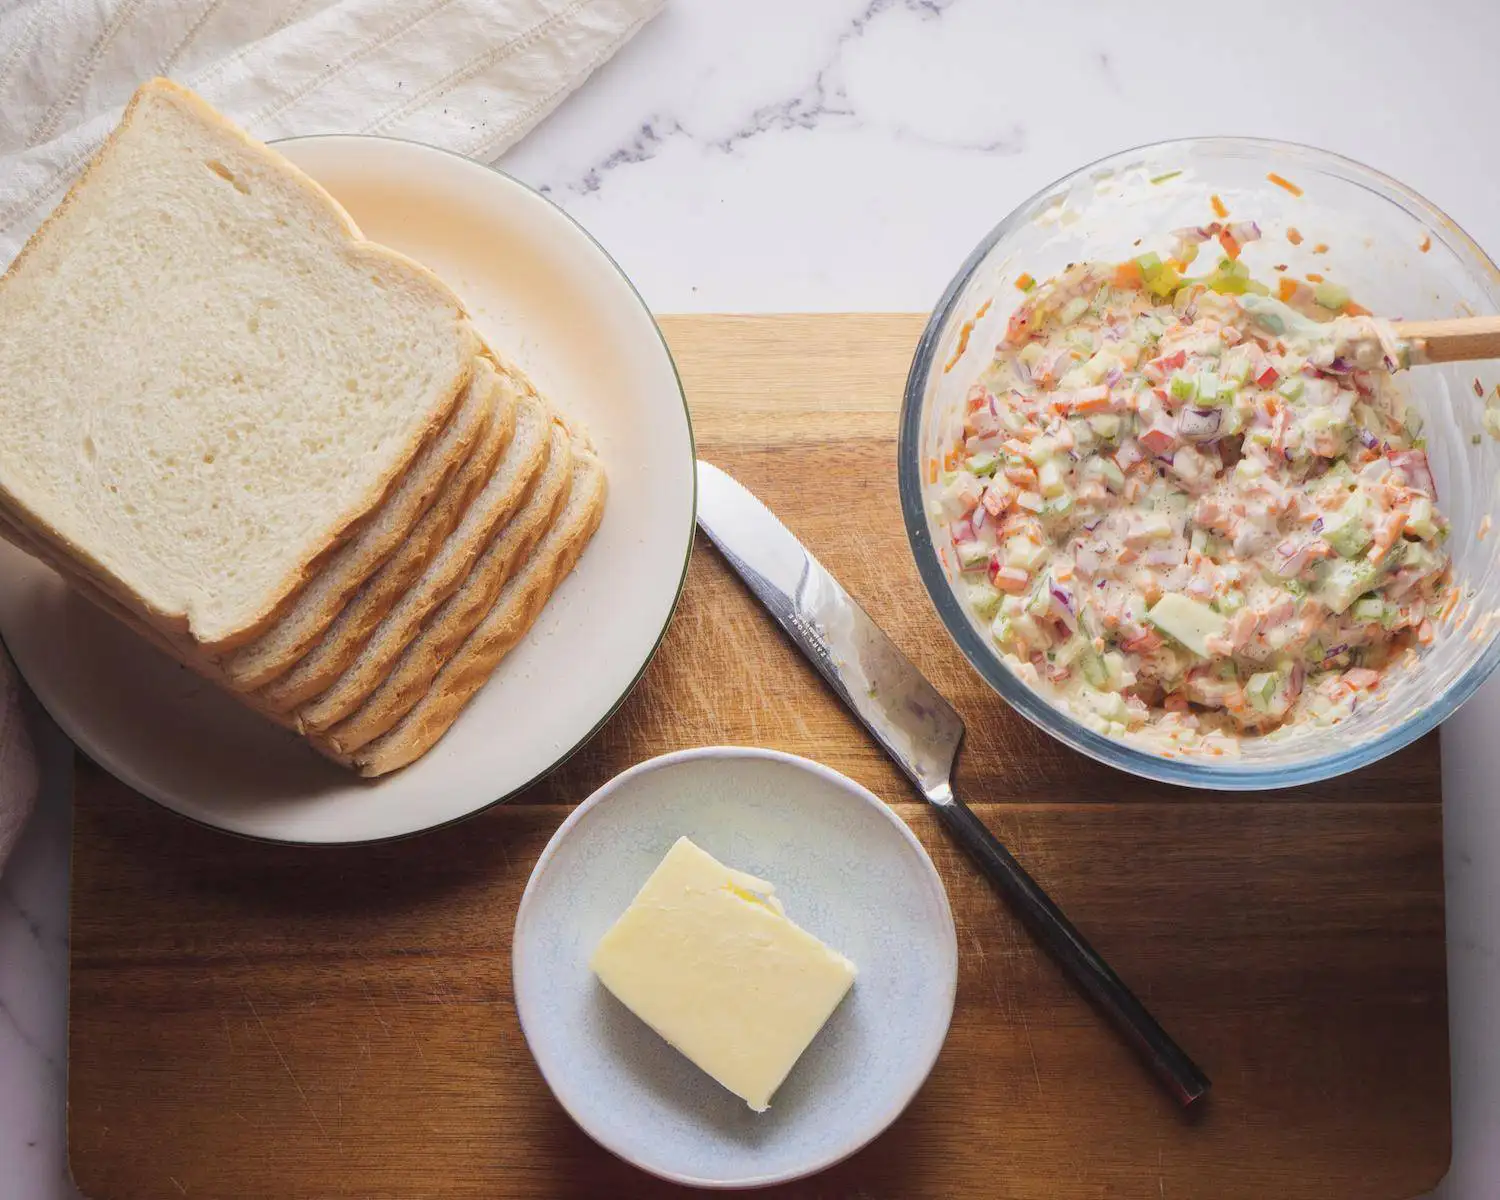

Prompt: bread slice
xmin=256 ymin=379 xmax=522 ymax=715
xmin=223 ymin=359 xmax=502 ymax=690
xmin=0 ymin=78 xmax=477 ymax=650
xmin=322 ymin=420 xmax=575 ymax=754
xmin=345 ymin=446 xmax=607 ymax=777
xmin=296 ymin=394 xmax=560 ymax=734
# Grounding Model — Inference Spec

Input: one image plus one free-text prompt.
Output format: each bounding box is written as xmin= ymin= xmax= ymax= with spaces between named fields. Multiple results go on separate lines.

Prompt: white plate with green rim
xmin=0 ymin=135 xmax=695 ymax=843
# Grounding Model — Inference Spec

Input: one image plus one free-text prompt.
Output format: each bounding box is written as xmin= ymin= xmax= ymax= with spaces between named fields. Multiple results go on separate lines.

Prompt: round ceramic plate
xmin=0 ymin=136 xmax=694 ymax=843
xmin=512 ymin=747 xmax=958 ymax=1190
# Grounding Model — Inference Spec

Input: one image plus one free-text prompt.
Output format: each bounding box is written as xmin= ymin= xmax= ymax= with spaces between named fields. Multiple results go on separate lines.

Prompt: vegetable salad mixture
xmin=934 ymin=222 xmax=1452 ymax=755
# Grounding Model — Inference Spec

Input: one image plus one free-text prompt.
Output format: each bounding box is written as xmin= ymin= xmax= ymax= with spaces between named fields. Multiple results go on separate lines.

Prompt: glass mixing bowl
xmin=899 ymin=138 xmax=1500 ymax=789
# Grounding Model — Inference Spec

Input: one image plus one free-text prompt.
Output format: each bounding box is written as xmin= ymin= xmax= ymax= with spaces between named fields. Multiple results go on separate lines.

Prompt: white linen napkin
xmin=0 ymin=0 xmax=663 ymax=262
xmin=0 ymin=0 xmax=662 ymax=867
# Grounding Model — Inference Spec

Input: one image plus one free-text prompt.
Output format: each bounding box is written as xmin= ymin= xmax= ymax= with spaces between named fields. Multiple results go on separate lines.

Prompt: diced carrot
xmin=927 ymin=458 xmax=939 ymax=485
xmin=1112 ymin=260 xmax=1144 ymax=290
xmin=944 ymin=319 xmax=974 ymax=373
xmin=1480 ymin=515 xmax=1493 ymax=541
xmin=1069 ymin=389 xmax=1114 ymax=415
xmin=1014 ymin=272 xmax=1035 ymax=292
xmin=1312 ymin=243 xmax=1329 ymax=254
xmin=1305 ymin=272 xmax=1324 ymax=284
xmin=1053 ymin=563 xmax=1075 ymax=582
xmin=1286 ymin=227 xmax=1304 ymax=246
xmin=975 ymin=298 xmax=992 ymax=320
xmin=1267 ymin=172 xmax=1304 ymax=197
xmin=1343 ymin=301 xmax=1371 ymax=317
xmin=1217 ymin=229 xmax=1241 ymax=260
xmin=1344 ymin=668 xmax=1381 ymax=690
xmin=1004 ymin=464 xmax=1038 ymax=488
xmin=943 ymin=449 xmax=960 ymax=471
xmin=1418 ymin=234 xmax=1432 ymax=253
xmin=1369 ymin=511 xmax=1405 ymax=563
xmin=1210 ymin=194 xmax=1228 ymax=219
xmin=1277 ymin=278 xmax=1299 ymax=303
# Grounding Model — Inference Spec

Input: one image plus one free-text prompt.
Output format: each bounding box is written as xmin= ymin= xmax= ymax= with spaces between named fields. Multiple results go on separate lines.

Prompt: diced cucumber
xmin=1246 ymin=671 xmax=1281 ymax=712
xmin=1234 ymin=456 xmax=1265 ymax=483
xmin=1169 ymin=371 xmax=1199 ymax=403
xmin=967 ymin=451 xmax=999 ymax=476
xmin=1026 ymin=585 xmax=1052 ymax=618
xmin=1059 ymin=297 xmax=1090 ymax=326
xmin=956 ymin=541 xmax=991 ymax=571
xmin=1323 ymin=511 xmax=1372 ymax=559
xmin=1221 ymin=352 xmax=1253 ymax=386
xmin=1283 ymin=578 xmax=1309 ymax=599
xmin=1005 ymin=536 xmax=1047 ymax=572
xmin=1079 ymin=648 xmax=1109 ymax=688
xmin=1037 ymin=459 xmax=1067 ymax=498
xmin=968 ymin=582 xmax=1004 ymax=620
xmin=1319 ymin=559 xmax=1379 ymax=614
xmin=1142 ymin=512 xmax=1175 ymax=541
xmin=1352 ymin=597 xmax=1387 ymax=624
xmin=1098 ymin=458 xmax=1126 ymax=491
xmin=1146 ymin=593 xmax=1228 ymax=657
xmin=1042 ymin=494 xmax=1075 ymax=520
xmin=1216 ymin=588 xmax=1246 ymax=614
xmin=1190 ymin=527 xmax=1210 ymax=555
xmin=1135 ymin=252 xmax=1163 ymax=273
xmin=1196 ymin=372 xmax=1224 ymax=406
xmin=1406 ymin=497 xmax=1440 ymax=540
xmin=1018 ymin=342 xmax=1046 ymax=367
xmin=1088 ymin=413 xmax=1122 ymax=442
xmin=1313 ymin=281 xmax=1351 ymax=311
xmin=1025 ymin=436 xmax=1059 ymax=466
xmin=1278 ymin=375 xmax=1305 ymax=401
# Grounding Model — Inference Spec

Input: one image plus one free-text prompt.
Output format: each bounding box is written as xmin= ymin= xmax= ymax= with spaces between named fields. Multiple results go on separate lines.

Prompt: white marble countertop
xmin=5 ymin=1 xmax=1500 ymax=1194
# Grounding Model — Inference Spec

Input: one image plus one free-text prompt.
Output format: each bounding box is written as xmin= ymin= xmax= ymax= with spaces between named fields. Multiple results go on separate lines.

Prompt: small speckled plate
xmin=512 ymin=746 xmax=958 ymax=1190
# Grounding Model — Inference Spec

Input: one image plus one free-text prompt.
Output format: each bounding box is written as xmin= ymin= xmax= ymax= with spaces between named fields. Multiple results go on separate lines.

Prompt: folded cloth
xmin=0 ymin=649 xmax=38 ymax=872
xmin=0 ymin=0 xmax=663 ymax=262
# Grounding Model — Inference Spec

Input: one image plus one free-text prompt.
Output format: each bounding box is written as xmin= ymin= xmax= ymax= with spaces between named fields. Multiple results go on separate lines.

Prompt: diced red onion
xmin=971 ymin=505 xmax=987 ymax=531
xmin=1310 ymin=517 xmax=1324 ymax=533
xmin=1083 ymin=516 xmax=1105 ymax=531
xmin=1178 ymin=407 xmax=1222 ymax=442
xmin=1048 ymin=586 xmax=1079 ymax=632
xmin=1104 ymin=365 xmax=1124 ymax=387
xmin=1389 ymin=448 xmax=1435 ymax=496
xmin=950 ymin=518 xmax=973 ymax=544
xmin=1015 ymin=360 xmax=1032 ymax=384
xmin=1226 ymin=221 xmax=1261 ymax=244
xmin=1357 ymin=429 xmax=1383 ymax=451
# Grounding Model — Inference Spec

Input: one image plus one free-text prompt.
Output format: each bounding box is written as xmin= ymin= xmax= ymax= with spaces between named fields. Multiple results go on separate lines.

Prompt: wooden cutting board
xmin=68 ymin=315 xmax=1450 ymax=1200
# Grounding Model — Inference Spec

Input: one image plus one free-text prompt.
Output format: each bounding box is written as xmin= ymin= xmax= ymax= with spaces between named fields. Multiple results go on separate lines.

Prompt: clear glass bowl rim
xmin=898 ymin=135 xmax=1500 ymax=790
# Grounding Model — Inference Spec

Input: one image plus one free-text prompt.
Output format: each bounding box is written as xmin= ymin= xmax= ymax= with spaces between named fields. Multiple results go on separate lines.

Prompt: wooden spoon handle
xmin=1392 ymin=316 xmax=1500 ymax=365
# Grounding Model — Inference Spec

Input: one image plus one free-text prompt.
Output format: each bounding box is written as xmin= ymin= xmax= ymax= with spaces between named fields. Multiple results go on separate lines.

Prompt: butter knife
xmin=695 ymin=460 xmax=1210 ymax=1108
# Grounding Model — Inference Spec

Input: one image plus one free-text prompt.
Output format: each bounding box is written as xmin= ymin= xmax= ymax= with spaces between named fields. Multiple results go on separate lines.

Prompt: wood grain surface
xmin=68 ymin=315 xmax=1450 ymax=1200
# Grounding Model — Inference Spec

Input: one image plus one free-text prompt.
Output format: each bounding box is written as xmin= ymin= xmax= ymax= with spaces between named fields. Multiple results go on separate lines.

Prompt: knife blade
xmin=695 ymin=460 xmax=1210 ymax=1108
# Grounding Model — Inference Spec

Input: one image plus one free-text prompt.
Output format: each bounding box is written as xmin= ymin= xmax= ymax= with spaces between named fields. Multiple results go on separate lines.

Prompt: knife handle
xmin=931 ymin=793 xmax=1210 ymax=1109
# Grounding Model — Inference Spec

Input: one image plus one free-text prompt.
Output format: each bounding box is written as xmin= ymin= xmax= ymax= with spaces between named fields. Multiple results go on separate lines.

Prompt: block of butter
xmin=590 ymin=836 xmax=857 ymax=1112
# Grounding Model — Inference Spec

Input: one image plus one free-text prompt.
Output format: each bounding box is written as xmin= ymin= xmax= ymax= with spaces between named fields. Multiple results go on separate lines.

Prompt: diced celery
xmin=1135 ymin=252 xmax=1163 ymax=273
xmin=1283 ymin=578 xmax=1309 ymax=598
xmin=1190 ymin=527 xmax=1210 ymax=555
xmin=1221 ymin=352 xmax=1253 ymax=386
xmin=1278 ymin=375 xmax=1305 ymax=401
xmin=1169 ymin=371 xmax=1199 ymax=403
xmin=1234 ymin=457 xmax=1264 ymax=483
xmin=1216 ymin=588 xmax=1246 ymax=614
xmin=1313 ymin=281 xmax=1351 ymax=311
xmin=967 ymin=451 xmax=999 ymax=476
xmin=1098 ymin=458 xmax=1125 ymax=491
xmin=1018 ymin=342 xmax=1046 ymax=367
xmin=1026 ymin=585 xmax=1052 ymax=618
xmin=1042 ymin=494 xmax=1075 ymax=520
xmin=1142 ymin=512 xmax=1175 ymax=541
xmin=968 ymin=582 xmax=1004 ymax=620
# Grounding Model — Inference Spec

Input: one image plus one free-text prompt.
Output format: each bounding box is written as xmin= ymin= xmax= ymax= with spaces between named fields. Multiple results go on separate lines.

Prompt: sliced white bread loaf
xmin=295 ymin=393 xmax=562 ymax=735
xmin=321 ymin=419 xmax=575 ymax=754
xmin=255 ymin=385 xmax=524 ymax=714
xmin=343 ymin=446 xmax=607 ymax=777
xmin=222 ymin=359 xmax=502 ymax=691
xmin=0 ymin=78 xmax=478 ymax=650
